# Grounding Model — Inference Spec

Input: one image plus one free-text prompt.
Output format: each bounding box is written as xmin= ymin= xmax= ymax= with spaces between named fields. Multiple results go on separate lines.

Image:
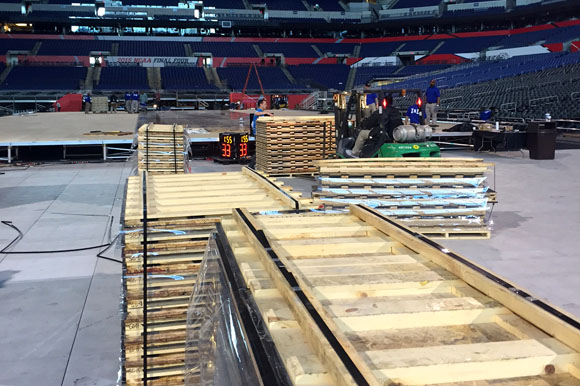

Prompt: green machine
xmin=378 ymin=141 xmax=441 ymax=158
xmin=334 ymin=89 xmax=440 ymax=158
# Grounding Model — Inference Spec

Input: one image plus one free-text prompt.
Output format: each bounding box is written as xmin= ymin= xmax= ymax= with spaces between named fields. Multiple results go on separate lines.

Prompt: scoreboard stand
xmin=214 ymin=132 xmax=252 ymax=164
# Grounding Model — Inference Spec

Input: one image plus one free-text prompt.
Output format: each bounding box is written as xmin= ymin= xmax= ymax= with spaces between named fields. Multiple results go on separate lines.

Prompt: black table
xmin=472 ymin=130 xmax=527 ymax=152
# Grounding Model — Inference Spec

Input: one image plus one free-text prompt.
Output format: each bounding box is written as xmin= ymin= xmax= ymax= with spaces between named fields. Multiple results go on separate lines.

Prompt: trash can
xmin=527 ymin=121 xmax=557 ymax=160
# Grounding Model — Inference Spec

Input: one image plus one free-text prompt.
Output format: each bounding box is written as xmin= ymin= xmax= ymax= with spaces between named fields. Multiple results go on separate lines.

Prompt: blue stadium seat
xmin=160 ymin=67 xmax=217 ymax=90
xmin=396 ymin=64 xmax=449 ymax=76
xmin=494 ymin=29 xmax=556 ymax=48
xmin=315 ymin=43 xmax=357 ymax=56
xmin=38 ymin=40 xmax=112 ymax=55
xmin=118 ymin=41 xmax=186 ymax=56
xmin=359 ymin=42 xmax=401 ymax=57
xmin=95 ymin=67 xmax=149 ymax=90
xmin=0 ymin=39 xmax=37 ymax=53
xmin=543 ymin=25 xmax=580 ymax=44
xmin=390 ymin=52 xmax=580 ymax=91
xmin=218 ymin=66 xmax=302 ymax=90
xmin=354 ymin=66 xmax=401 ymax=86
xmin=0 ymin=66 xmax=86 ymax=90
xmin=217 ymin=67 xmax=252 ymax=89
xmin=436 ymin=36 xmax=503 ymax=53
xmin=399 ymin=40 xmax=441 ymax=52
xmin=258 ymin=43 xmax=318 ymax=57
xmin=190 ymin=42 xmax=258 ymax=57
xmin=287 ymin=64 xmax=350 ymax=90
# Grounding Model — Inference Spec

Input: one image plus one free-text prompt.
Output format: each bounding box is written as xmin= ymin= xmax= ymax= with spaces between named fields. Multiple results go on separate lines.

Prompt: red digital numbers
xmin=239 ymin=143 xmax=247 ymax=157
xmin=221 ymin=143 xmax=232 ymax=158
xmin=220 ymin=133 xmax=250 ymax=160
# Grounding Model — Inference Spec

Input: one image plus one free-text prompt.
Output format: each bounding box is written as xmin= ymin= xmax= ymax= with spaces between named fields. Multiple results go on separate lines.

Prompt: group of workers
xmin=364 ymin=79 xmax=441 ymax=126
xmin=81 ymin=91 xmax=155 ymax=113
xmin=350 ymin=79 xmax=441 ymax=157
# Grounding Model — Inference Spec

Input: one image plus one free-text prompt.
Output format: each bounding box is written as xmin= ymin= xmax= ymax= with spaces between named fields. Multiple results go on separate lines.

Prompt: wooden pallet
xmin=121 ymin=168 xmax=302 ymax=385
xmin=255 ymin=116 xmax=335 ymax=176
xmin=226 ymin=206 xmax=580 ymax=386
xmin=314 ymin=158 xmax=495 ymax=239
xmin=138 ymin=124 xmax=186 ymax=175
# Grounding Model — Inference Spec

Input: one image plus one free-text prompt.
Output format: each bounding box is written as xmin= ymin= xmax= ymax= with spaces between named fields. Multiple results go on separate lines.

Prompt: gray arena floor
xmin=0 ymin=149 xmax=579 ymax=385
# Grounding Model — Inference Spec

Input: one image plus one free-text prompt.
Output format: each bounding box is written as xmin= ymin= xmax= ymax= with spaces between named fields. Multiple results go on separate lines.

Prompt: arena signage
xmin=105 ymin=56 xmax=199 ymax=67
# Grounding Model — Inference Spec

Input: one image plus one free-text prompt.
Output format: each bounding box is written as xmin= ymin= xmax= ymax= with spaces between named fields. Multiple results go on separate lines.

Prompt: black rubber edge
xmin=215 ymin=223 xmax=293 ymax=386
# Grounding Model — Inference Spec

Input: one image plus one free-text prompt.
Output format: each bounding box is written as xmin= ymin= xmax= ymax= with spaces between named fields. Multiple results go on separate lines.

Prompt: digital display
xmin=219 ymin=133 xmax=250 ymax=161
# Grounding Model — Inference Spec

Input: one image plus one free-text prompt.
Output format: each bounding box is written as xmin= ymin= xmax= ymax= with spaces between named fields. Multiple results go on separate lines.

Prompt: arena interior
xmin=0 ymin=0 xmax=580 ymax=385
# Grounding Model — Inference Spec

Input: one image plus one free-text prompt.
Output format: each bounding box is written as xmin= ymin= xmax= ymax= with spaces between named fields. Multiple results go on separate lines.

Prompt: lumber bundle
xmin=228 ymin=207 xmax=580 ymax=386
xmin=314 ymin=158 xmax=495 ymax=239
xmin=91 ymin=96 xmax=109 ymax=113
xmin=255 ymin=116 xmax=335 ymax=176
xmin=120 ymin=169 xmax=300 ymax=385
xmin=138 ymin=124 xmax=185 ymax=175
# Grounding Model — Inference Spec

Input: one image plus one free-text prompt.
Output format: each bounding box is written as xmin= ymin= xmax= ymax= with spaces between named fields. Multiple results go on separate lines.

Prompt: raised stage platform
xmin=0 ymin=110 xmax=475 ymax=163
xmin=0 ymin=112 xmax=137 ymax=163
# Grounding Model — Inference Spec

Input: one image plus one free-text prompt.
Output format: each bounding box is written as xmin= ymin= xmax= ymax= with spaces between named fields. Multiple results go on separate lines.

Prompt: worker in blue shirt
xmin=251 ymin=99 xmax=273 ymax=136
xmin=131 ymin=91 xmax=139 ymax=113
xmin=124 ymin=91 xmax=131 ymax=113
xmin=425 ymin=79 xmax=440 ymax=126
xmin=83 ymin=92 xmax=92 ymax=114
xmin=480 ymin=107 xmax=492 ymax=121
xmin=364 ymin=84 xmax=378 ymax=114
xmin=406 ymin=99 xmax=426 ymax=125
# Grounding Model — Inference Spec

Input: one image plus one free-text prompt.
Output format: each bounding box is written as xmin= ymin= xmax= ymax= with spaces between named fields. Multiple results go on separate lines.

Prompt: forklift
xmin=334 ymin=88 xmax=440 ymax=158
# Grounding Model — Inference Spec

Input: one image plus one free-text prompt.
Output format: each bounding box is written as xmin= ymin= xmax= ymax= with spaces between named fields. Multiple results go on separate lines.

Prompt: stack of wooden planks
xmin=138 ymin=124 xmax=185 ymax=174
xmin=255 ymin=116 xmax=335 ymax=176
xmin=226 ymin=206 xmax=580 ymax=386
xmin=314 ymin=158 xmax=495 ymax=239
xmin=91 ymin=96 xmax=109 ymax=113
xmin=121 ymin=168 xmax=301 ymax=385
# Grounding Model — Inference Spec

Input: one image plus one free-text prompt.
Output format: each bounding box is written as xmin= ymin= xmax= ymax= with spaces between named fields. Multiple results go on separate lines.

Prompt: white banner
xmin=105 ymin=56 xmax=199 ymax=67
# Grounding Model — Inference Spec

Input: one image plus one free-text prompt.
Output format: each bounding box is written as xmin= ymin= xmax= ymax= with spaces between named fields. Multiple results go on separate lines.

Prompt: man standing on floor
xmin=83 ymin=92 xmax=92 ymax=114
xmin=125 ymin=91 xmax=131 ymax=113
xmin=109 ymin=93 xmax=118 ymax=113
xmin=425 ymin=79 xmax=440 ymax=126
xmin=131 ymin=90 xmax=139 ymax=113
xmin=140 ymin=91 xmax=148 ymax=112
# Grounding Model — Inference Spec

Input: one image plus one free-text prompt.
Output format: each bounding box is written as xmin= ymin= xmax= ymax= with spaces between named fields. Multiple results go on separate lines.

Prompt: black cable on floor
xmin=0 ymin=219 xmax=122 ymax=263
xmin=58 ymin=242 xmax=100 ymax=386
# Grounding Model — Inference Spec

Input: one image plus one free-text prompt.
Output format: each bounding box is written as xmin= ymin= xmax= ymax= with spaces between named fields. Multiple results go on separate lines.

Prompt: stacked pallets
xmin=255 ymin=116 xmax=335 ymax=176
xmin=138 ymin=124 xmax=185 ymax=174
xmin=226 ymin=207 xmax=580 ymax=385
xmin=121 ymin=169 xmax=301 ymax=385
xmin=314 ymin=158 xmax=495 ymax=239
xmin=90 ymin=96 xmax=109 ymax=113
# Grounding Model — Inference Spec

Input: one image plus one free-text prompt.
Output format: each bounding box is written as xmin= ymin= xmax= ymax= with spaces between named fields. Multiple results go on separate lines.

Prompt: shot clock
xmin=218 ymin=132 xmax=250 ymax=162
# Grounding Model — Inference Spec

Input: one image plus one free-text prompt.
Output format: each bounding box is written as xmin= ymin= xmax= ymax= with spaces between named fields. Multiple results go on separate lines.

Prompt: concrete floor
xmin=441 ymin=149 xmax=580 ymax=318
xmin=0 ymin=162 xmax=132 ymax=386
xmin=0 ymin=148 xmax=578 ymax=386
